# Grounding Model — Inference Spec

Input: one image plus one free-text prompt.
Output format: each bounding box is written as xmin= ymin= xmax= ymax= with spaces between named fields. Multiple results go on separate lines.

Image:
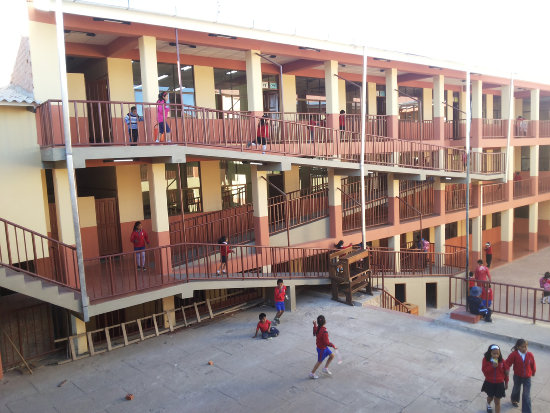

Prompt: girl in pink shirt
xmin=157 ymin=91 xmax=171 ymax=142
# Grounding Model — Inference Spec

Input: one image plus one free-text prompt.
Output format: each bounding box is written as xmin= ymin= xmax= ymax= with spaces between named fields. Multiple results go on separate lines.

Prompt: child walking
xmin=273 ymin=279 xmax=287 ymax=325
xmin=156 ymin=91 xmax=171 ymax=142
xmin=124 ymin=106 xmax=143 ymax=145
xmin=130 ymin=221 xmax=149 ymax=271
xmin=505 ymin=339 xmax=536 ymax=412
xmin=216 ymin=236 xmax=231 ymax=275
xmin=481 ymin=344 xmax=509 ymax=413
xmin=539 ymin=271 xmax=550 ymax=304
xmin=309 ymin=315 xmax=337 ymax=379
xmin=252 ymin=313 xmax=279 ymax=339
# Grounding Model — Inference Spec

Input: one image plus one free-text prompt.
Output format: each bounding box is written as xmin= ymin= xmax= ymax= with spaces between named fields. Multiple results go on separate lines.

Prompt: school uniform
xmin=505 ymin=350 xmax=536 ymax=412
xmin=481 ymin=357 xmax=509 ymax=399
xmin=313 ymin=325 xmax=334 ymax=362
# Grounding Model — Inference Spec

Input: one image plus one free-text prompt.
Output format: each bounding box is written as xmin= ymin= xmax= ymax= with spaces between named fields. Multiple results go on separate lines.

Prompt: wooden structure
xmin=329 ymin=248 xmax=372 ymax=305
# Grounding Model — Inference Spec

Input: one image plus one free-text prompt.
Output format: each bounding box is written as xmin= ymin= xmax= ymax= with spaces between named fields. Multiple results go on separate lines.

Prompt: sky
xmin=28 ymin=0 xmax=550 ymax=83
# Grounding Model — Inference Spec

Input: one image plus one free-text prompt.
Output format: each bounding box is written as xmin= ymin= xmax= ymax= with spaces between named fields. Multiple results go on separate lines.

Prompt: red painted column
xmin=387 ymin=174 xmax=400 ymax=225
xmin=147 ymin=164 xmax=172 ymax=274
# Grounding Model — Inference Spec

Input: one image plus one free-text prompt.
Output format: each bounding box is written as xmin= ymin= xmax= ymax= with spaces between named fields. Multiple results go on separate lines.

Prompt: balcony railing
xmin=445 ymin=184 xmax=474 ymax=212
xmin=513 ymin=178 xmax=533 ymax=199
xmin=513 ymin=120 xmax=535 ymax=138
xmin=482 ymin=182 xmax=507 ymax=205
xmin=371 ymin=249 xmax=465 ymax=277
xmin=482 ymin=118 xmax=507 ymax=139
xmin=222 ymin=184 xmax=250 ymax=209
xmin=540 ymin=120 xmax=550 ymax=138
xmin=470 ymin=151 xmax=505 ymax=175
xmin=344 ymin=114 xmax=388 ymax=137
xmin=444 ymin=119 xmax=466 ymax=140
xmin=399 ymin=180 xmax=434 ymax=221
xmin=539 ymin=176 xmax=550 ymax=194
xmin=340 ymin=178 xmax=389 ymax=232
xmin=36 ymin=99 xmax=504 ymax=175
xmin=398 ymin=120 xmax=435 ymax=140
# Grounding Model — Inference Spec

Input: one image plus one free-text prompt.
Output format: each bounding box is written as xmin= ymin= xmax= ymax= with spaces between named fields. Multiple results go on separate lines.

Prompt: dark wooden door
xmin=95 ymin=198 xmax=122 ymax=256
xmin=86 ymin=77 xmax=112 ymax=143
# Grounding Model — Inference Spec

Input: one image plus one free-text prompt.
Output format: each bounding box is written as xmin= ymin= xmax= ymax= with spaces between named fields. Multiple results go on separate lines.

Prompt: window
xmin=521 ymin=146 xmax=530 ymax=171
xmin=540 ymin=146 xmax=550 ymax=171
xmin=296 ymin=77 xmax=326 ymax=113
xmin=445 ymin=222 xmax=458 ymax=239
xmin=214 ymin=69 xmax=247 ymax=111
xmin=165 ymin=163 xmax=202 ymax=215
xmin=346 ymin=82 xmax=361 ymax=114
xmin=514 ymin=206 xmax=529 ymax=218
xmin=132 ymin=62 xmax=195 ymax=108
xmin=492 ymin=212 xmax=501 ymax=228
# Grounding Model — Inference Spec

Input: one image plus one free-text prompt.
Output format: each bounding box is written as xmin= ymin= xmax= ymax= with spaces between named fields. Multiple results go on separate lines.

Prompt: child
xmin=481 ymin=344 xmax=509 ymax=413
xmin=124 ymin=106 xmax=143 ymax=145
xmin=467 ymin=286 xmax=492 ymax=322
xmin=481 ymin=285 xmax=493 ymax=308
xmin=475 ymin=259 xmax=492 ymax=287
xmin=156 ymin=91 xmax=171 ymax=142
xmin=252 ymin=313 xmax=279 ymax=339
xmin=338 ymin=109 xmax=346 ymax=138
xmin=539 ymin=272 xmax=550 ymax=304
xmin=216 ymin=236 xmax=231 ymax=275
xmin=246 ymin=116 xmax=269 ymax=154
xmin=310 ymin=315 xmax=337 ymax=379
xmin=130 ymin=221 xmax=149 ymax=271
xmin=505 ymin=339 xmax=536 ymax=411
xmin=273 ymin=279 xmax=287 ymax=325
xmin=484 ymin=242 xmax=493 ymax=268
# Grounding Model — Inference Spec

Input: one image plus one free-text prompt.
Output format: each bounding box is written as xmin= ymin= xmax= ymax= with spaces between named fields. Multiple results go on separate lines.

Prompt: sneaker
xmin=216 ymin=270 xmax=221 ymax=275
xmin=246 ymin=141 xmax=252 ymax=148
xmin=262 ymin=151 xmax=266 ymax=154
xmin=155 ymin=139 xmax=159 ymax=143
xmin=322 ymin=367 xmax=332 ymax=376
xmin=512 ymin=401 xmax=519 ymax=408
xmin=487 ymin=405 xmax=493 ymax=413
xmin=222 ymin=270 xmax=226 ymax=274
xmin=309 ymin=373 xmax=319 ymax=379
xmin=142 ymin=266 xmax=147 ymax=272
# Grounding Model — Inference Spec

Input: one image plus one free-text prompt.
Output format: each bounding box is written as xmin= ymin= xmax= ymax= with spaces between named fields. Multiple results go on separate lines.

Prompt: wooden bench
xmin=329 ymin=248 xmax=372 ymax=305
xmin=450 ymin=308 xmax=481 ymax=324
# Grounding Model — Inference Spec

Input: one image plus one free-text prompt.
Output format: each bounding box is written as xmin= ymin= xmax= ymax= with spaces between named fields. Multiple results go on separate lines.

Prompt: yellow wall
xmin=41 ymin=170 xmax=51 ymax=234
xmin=200 ymin=161 xmax=223 ymax=212
xmin=194 ymin=65 xmax=216 ymax=109
xmin=28 ymin=21 xmax=61 ymax=101
xmin=282 ymin=74 xmax=296 ymax=114
xmin=382 ymin=276 xmax=450 ymax=316
xmin=283 ymin=165 xmax=300 ymax=193
xmin=77 ymin=197 xmax=96 ymax=228
xmin=338 ymin=79 xmax=346 ymax=112
xmin=116 ymin=165 xmax=144 ymax=223
xmin=0 ymin=108 xmax=49 ymax=259
xmin=67 ymin=73 xmax=86 ymax=117
xmin=540 ymin=200 xmax=550 ymax=219
xmin=107 ymin=58 xmax=134 ymax=102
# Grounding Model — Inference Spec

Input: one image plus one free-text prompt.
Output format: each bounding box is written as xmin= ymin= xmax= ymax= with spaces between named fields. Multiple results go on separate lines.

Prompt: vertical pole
xmin=176 ymin=163 xmax=187 ymax=243
xmin=55 ymin=0 xmax=89 ymax=321
xmin=175 ymin=29 xmax=186 ymax=142
xmin=465 ymin=71 xmax=471 ymax=278
xmin=505 ymin=76 xmax=514 ymax=183
xmin=360 ymin=46 xmax=367 ymax=249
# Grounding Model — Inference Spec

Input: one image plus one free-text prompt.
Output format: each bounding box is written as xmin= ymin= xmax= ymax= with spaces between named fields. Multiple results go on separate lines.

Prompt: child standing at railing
xmin=246 ymin=116 xmax=269 ymax=154
xmin=156 ymin=91 xmax=171 ymax=142
xmin=130 ymin=221 xmax=149 ymax=271
xmin=216 ymin=235 xmax=232 ymax=275
xmin=539 ymin=272 xmax=550 ymax=304
xmin=124 ymin=106 xmax=143 ymax=145
xmin=309 ymin=315 xmax=337 ymax=379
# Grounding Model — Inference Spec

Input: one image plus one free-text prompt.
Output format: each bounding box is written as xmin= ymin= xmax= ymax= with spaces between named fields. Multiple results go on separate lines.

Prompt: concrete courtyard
xmin=1 ymin=284 xmax=550 ymax=413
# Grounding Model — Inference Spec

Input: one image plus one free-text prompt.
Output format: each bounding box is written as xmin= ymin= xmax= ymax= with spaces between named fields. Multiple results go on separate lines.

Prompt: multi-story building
xmin=1 ymin=0 xmax=549 ymax=375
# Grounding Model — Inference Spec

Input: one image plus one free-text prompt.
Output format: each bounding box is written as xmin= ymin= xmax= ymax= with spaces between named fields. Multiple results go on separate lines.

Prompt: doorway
xmin=95 ymin=198 xmax=122 ymax=256
xmin=86 ymin=77 xmax=112 ymax=143
xmin=263 ymin=91 xmax=279 ymax=113
xmin=426 ymin=282 xmax=437 ymax=308
xmin=395 ymin=283 xmax=406 ymax=303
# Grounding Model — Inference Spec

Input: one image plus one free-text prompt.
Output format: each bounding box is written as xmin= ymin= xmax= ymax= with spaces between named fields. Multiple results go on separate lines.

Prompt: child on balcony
xmin=273 ymin=279 xmax=288 ymax=325
xmin=216 ymin=235 xmax=232 ymax=275
xmin=124 ymin=106 xmax=143 ymax=145
xmin=252 ymin=313 xmax=279 ymax=339
xmin=309 ymin=315 xmax=337 ymax=379
xmin=130 ymin=221 xmax=149 ymax=271
xmin=505 ymin=339 xmax=536 ymax=411
xmin=246 ymin=116 xmax=269 ymax=154
xmin=539 ymin=272 xmax=550 ymax=304
xmin=481 ymin=344 xmax=509 ymax=413
xmin=157 ymin=91 xmax=171 ymax=142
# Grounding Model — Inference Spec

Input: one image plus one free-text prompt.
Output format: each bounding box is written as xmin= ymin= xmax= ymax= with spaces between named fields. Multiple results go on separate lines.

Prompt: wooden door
xmin=86 ymin=77 xmax=112 ymax=143
xmin=95 ymin=198 xmax=122 ymax=256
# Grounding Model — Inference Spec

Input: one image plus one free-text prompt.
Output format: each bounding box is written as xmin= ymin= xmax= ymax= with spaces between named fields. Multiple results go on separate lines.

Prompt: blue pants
xmin=511 ymin=375 xmax=531 ymax=413
xmin=261 ymin=327 xmax=279 ymax=339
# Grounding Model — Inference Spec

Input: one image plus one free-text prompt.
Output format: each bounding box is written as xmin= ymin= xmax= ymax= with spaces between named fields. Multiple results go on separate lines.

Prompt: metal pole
xmin=176 ymin=163 xmax=187 ymax=243
xmin=505 ymin=75 xmax=514 ymax=183
xmin=360 ymin=46 xmax=367 ymax=250
xmin=175 ymin=29 xmax=186 ymax=142
xmin=465 ymin=71 xmax=471 ymax=278
xmin=54 ymin=0 xmax=89 ymax=321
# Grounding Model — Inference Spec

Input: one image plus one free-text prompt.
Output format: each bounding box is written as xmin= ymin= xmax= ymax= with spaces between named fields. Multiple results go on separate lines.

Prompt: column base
xmin=329 ymin=205 xmax=343 ymax=240
xmin=500 ymin=240 xmax=513 ymax=262
xmin=529 ymin=232 xmax=538 ymax=252
xmin=253 ymin=216 xmax=270 ymax=246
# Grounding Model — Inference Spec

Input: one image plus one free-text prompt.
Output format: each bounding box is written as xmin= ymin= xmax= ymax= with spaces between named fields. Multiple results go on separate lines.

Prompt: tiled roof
xmin=0 ymin=85 xmax=37 ymax=105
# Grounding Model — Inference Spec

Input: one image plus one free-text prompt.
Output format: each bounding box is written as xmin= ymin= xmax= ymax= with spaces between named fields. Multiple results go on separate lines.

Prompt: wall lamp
xmin=208 ymin=33 xmax=237 ymax=40
xmin=64 ymin=29 xmax=95 ymax=37
xmin=428 ymin=65 xmax=443 ymax=70
xmin=373 ymin=57 xmax=391 ymax=62
xmin=93 ymin=17 xmax=131 ymax=25
xmin=299 ymin=46 xmax=321 ymax=52
xmin=169 ymin=42 xmax=197 ymax=48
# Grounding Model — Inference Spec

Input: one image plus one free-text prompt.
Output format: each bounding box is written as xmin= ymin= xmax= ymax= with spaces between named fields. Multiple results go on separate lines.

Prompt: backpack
xmin=422 ymin=239 xmax=430 ymax=252
xmin=540 ymin=277 xmax=549 ymax=289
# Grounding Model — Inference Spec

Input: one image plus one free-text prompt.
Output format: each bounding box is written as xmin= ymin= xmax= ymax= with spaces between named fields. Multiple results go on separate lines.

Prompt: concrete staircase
xmin=0 ymin=266 xmax=81 ymax=312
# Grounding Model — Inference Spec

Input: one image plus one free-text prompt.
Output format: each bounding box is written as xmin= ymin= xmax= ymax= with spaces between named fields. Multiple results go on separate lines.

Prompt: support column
xmin=147 ymin=164 xmax=171 ymax=273
xmin=486 ymin=94 xmax=493 ymax=120
xmin=446 ymin=90 xmax=454 ymax=122
xmin=287 ymin=284 xmax=297 ymax=312
xmin=71 ymin=315 xmax=88 ymax=355
xmin=282 ymin=74 xmax=297 ymax=116
xmin=433 ymin=76 xmax=445 ymax=142
xmin=472 ymin=216 xmax=482 ymax=262
xmin=422 ymin=87 xmax=432 ymax=120
xmin=283 ymin=165 xmax=300 ymax=193
xmin=162 ymin=296 xmax=176 ymax=329
xmin=515 ymin=98 xmax=523 ymax=118
xmin=504 ymin=145 xmax=515 ymax=200
xmin=367 ymin=82 xmax=377 ymax=115
xmin=200 ymin=161 xmax=223 ymax=212
xmin=459 ymin=89 xmax=467 ymax=121
xmin=52 ymin=169 xmax=76 ymax=245
xmin=529 ymin=203 xmax=539 ymax=252
xmin=500 ymin=209 xmax=514 ymax=262
xmin=139 ymin=36 xmax=159 ymax=136
xmin=324 ymin=60 xmax=340 ymax=130
xmin=245 ymin=50 xmax=263 ymax=116
xmin=433 ymin=178 xmax=445 ymax=216
xmin=471 ymin=80 xmax=483 ymax=148
xmin=530 ymin=145 xmax=539 ymax=196
xmin=194 ymin=66 xmax=216 ymax=109
xmin=387 ymin=174 xmax=400 ymax=225
xmin=539 ymin=201 xmax=550 ymax=243
xmin=251 ymin=166 xmax=269 ymax=246
xmin=388 ymin=234 xmax=401 ymax=273
xmin=435 ymin=224 xmax=445 ymax=266
xmin=328 ymin=169 xmax=343 ymax=240
xmin=385 ymin=69 xmax=398 ymax=138
xmin=531 ymin=89 xmax=540 ymax=139
xmin=116 ymin=165 xmax=144 ymax=253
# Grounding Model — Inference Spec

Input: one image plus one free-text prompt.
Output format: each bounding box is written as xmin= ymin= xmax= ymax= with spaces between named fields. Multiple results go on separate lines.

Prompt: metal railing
xmin=513 ymin=120 xmax=535 ymax=138
xmin=539 ymin=120 xmax=550 ymax=138
xmin=370 ymin=248 xmax=465 ymax=277
xmin=449 ymin=277 xmax=550 ymax=323
xmin=399 ymin=180 xmax=434 ymax=221
xmin=539 ymin=176 xmax=550 ymax=194
xmin=482 ymin=182 xmax=507 ymax=205
xmin=340 ymin=178 xmax=389 ymax=232
xmin=222 ymin=184 xmax=250 ymax=209
xmin=513 ymin=178 xmax=533 ymax=199
xmin=0 ymin=217 xmax=80 ymax=291
xmin=470 ymin=151 xmax=506 ymax=175
xmin=482 ymin=118 xmax=507 ymax=139
xmin=444 ymin=119 xmax=466 ymax=140
xmin=398 ymin=119 xmax=435 ymax=140
xmin=445 ymin=184 xmax=474 ymax=212
xmin=378 ymin=288 xmax=411 ymax=313
xmin=36 ymin=99 xmax=504 ymax=175
xmin=344 ymin=114 xmax=388 ymax=136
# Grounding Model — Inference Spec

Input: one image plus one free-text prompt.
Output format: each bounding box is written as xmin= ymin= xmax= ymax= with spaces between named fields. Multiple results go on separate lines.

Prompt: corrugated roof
xmin=0 ymin=85 xmax=37 ymax=105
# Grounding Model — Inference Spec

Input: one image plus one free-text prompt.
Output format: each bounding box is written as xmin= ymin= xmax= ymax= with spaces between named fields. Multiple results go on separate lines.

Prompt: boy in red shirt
xmin=475 ymin=259 xmax=491 ymax=287
xmin=273 ymin=279 xmax=287 ymax=325
xmin=484 ymin=242 xmax=493 ymax=268
xmin=252 ymin=313 xmax=279 ymax=339
xmin=310 ymin=315 xmax=337 ymax=379
xmin=216 ymin=235 xmax=232 ymax=275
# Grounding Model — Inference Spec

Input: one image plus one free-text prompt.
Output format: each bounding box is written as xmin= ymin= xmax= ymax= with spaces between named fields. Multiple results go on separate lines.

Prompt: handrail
xmin=377 ymin=288 xmax=411 ymax=313
xmin=0 ymin=217 xmax=80 ymax=291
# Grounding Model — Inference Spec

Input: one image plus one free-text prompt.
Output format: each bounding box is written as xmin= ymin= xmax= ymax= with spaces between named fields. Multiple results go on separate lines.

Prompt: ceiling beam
xmin=397 ymin=73 xmax=432 ymax=83
xmin=65 ymin=42 xmax=107 ymax=58
xmin=106 ymin=36 xmax=137 ymax=57
xmin=282 ymin=59 xmax=323 ymax=74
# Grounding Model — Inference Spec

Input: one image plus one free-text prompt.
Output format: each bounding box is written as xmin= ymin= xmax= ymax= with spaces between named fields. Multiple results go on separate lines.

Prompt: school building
xmin=1 ymin=0 xmax=549 ymax=375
